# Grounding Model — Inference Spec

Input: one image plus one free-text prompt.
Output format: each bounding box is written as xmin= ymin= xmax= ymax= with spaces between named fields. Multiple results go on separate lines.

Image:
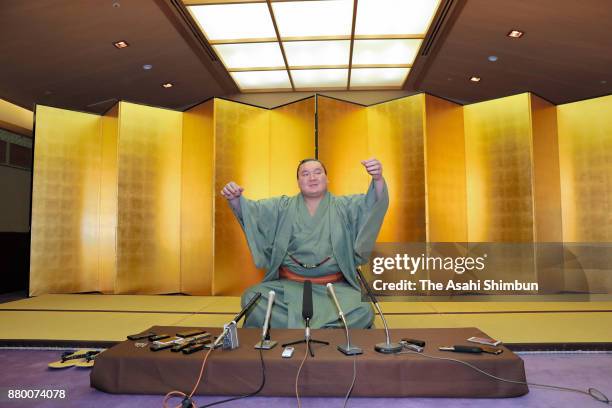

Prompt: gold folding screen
xmin=30 ymin=93 xmax=612 ymax=295
xmin=558 ymin=95 xmax=612 ymax=242
xmin=558 ymin=95 xmax=612 ymax=292
xmin=318 ymin=95 xmax=427 ymax=242
xmin=181 ymin=100 xmax=214 ymax=295
xmin=30 ymin=99 xmax=315 ymax=296
xmin=464 ymin=93 xmax=535 ymax=242
xmin=99 ymin=104 xmax=119 ymax=293
xmin=115 ymin=103 xmax=183 ymax=293
xmin=214 ymin=98 xmax=315 ymax=295
xmin=31 ymin=106 xmax=103 ymax=295
xmin=317 ymin=97 xmax=370 ymax=196
xmin=424 ymin=95 xmax=467 ymax=242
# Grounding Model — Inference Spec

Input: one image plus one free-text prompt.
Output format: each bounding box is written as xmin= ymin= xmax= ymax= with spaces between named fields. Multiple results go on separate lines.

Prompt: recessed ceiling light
xmin=488 ymin=55 xmax=498 ymax=62
xmin=113 ymin=40 xmax=129 ymax=49
xmin=507 ymin=30 xmax=524 ymax=38
xmin=143 ymin=64 xmax=153 ymax=70
xmin=162 ymin=83 xmax=173 ymax=88
xmin=601 ymin=80 xmax=608 ymax=84
xmin=470 ymin=76 xmax=481 ymax=82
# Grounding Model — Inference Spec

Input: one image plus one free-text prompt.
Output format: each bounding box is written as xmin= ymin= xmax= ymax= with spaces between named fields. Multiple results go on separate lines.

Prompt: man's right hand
xmin=221 ymin=181 xmax=244 ymax=200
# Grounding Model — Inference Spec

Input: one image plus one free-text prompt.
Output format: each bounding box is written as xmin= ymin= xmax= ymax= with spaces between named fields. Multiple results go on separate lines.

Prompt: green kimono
xmin=234 ymin=180 xmax=388 ymax=329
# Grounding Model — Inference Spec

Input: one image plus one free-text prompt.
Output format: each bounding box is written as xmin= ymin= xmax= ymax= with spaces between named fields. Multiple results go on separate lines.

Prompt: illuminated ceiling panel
xmin=272 ymin=0 xmax=353 ymax=38
xmin=291 ymin=69 xmax=348 ymax=89
xmin=350 ymin=68 xmax=410 ymax=88
xmin=184 ymin=0 xmax=441 ymax=91
xmin=352 ymin=39 xmax=422 ymax=65
xmin=189 ymin=3 xmax=275 ymax=41
xmin=213 ymin=43 xmax=285 ymax=69
xmin=355 ymin=0 xmax=440 ymax=36
xmin=230 ymin=71 xmax=292 ymax=91
xmin=284 ymin=41 xmax=350 ymax=67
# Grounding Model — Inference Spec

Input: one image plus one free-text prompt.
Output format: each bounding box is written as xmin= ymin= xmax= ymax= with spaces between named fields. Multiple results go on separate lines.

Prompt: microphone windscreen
xmin=302 ymin=280 xmax=313 ymax=320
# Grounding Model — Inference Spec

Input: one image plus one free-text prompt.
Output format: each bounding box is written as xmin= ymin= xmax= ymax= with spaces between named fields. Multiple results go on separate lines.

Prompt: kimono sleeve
xmin=338 ymin=180 xmax=389 ymax=265
xmin=231 ymin=195 xmax=285 ymax=269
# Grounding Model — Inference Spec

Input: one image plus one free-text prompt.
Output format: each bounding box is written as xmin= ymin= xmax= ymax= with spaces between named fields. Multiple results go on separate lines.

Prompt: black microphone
xmin=281 ymin=279 xmax=329 ymax=356
xmin=234 ymin=292 xmax=262 ymax=324
xmin=302 ymin=280 xmax=313 ymax=320
xmin=214 ymin=292 xmax=261 ymax=348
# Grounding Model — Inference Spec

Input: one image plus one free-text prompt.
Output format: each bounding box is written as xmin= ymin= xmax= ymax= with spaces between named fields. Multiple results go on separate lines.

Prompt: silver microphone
xmin=262 ymin=291 xmax=275 ymax=339
xmin=355 ymin=266 xmax=402 ymax=354
xmin=254 ymin=290 xmax=277 ymax=349
xmin=327 ymin=283 xmax=363 ymax=356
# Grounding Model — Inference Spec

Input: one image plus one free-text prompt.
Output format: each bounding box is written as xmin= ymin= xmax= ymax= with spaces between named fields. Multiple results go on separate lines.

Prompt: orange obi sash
xmin=279 ymin=266 xmax=344 ymax=285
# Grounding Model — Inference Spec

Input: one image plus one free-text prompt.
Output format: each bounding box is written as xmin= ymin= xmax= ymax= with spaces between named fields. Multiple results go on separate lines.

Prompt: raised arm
xmin=361 ymin=158 xmax=384 ymax=199
xmin=221 ymin=181 xmax=244 ymax=218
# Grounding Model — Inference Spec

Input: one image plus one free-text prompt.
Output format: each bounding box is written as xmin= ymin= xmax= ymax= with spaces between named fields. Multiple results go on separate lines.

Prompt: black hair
xmin=296 ymin=158 xmax=327 ymax=179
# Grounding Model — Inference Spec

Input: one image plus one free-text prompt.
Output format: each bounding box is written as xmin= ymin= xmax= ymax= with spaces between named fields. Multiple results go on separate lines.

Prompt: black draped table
xmin=91 ymin=326 xmax=528 ymax=398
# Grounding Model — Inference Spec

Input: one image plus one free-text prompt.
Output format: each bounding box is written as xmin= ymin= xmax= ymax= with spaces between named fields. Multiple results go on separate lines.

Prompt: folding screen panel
xmin=530 ymin=95 xmax=564 ymax=293
xmin=558 ymin=95 xmax=612 ymax=293
xmin=213 ymin=98 xmax=315 ymax=295
xmin=531 ymin=95 xmax=562 ymax=242
xmin=99 ymin=104 xmax=119 ymax=293
xmin=214 ymin=99 xmax=270 ymax=295
xmin=114 ymin=102 xmax=183 ymax=294
xmin=30 ymin=106 xmax=102 ymax=295
xmin=424 ymin=95 xmax=467 ymax=242
xmin=367 ymin=95 xmax=427 ymax=242
xmin=318 ymin=95 xmax=426 ymax=242
xmin=558 ymin=95 xmax=612 ymax=242
xmin=464 ymin=93 xmax=535 ymax=242
xmin=181 ymin=100 xmax=214 ymax=295
xmin=317 ymin=96 xmax=369 ymax=196
xmin=269 ymin=97 xmax=316 ymax=197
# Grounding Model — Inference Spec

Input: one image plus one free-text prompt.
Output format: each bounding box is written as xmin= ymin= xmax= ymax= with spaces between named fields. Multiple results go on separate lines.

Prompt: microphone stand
xmin=282 ymin=317 xmax=329 ymax=357
xmin=327 ymin=283 xmax=362 ymax=356
xmin=355 ymin=266 xmax=402 ymax=354
xmin=214 ymin=292 xmax=262 ymax=350
xmin=282 ymin=280 xmax=329 ymax=357
xmin=254 ymin=327 xmax=277 ymax=350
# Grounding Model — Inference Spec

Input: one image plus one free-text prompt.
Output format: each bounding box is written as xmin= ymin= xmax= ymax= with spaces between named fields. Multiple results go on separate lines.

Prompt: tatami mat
xmin=1 ymin=294 xmax=611 ymax=344
xmin=0 ymin=311 xmax=193 ymax=341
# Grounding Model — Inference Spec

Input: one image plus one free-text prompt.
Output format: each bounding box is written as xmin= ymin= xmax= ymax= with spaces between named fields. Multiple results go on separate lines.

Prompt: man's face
xmin=297 ymin=161 xmax=328 ymax=197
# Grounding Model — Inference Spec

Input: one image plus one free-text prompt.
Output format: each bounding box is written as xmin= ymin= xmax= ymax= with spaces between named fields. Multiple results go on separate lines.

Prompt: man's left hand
xmin=361 ymin=158 xmax=383 ymax=181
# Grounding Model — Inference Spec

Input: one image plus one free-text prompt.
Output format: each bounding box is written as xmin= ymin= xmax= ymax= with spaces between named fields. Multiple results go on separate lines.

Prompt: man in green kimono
xmin=221 ymin=158 xmax=388 ymax=329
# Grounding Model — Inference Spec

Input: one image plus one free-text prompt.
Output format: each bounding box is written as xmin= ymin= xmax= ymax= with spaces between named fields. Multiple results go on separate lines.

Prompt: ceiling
xmin=184 ymin=0 xmax=439 ymax=91
xmin=0 ymin=0 xmax=610 ymax=116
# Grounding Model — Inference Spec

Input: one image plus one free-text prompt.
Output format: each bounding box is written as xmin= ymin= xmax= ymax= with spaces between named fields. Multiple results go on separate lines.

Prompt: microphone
xmin=281 ymin=280 xmax=329 ymax=356
xmin=355 ymin=266 xmax=402 ymax=354
xmin=254 ymin=291 xmax=277 ymax=350
xmin=234 ymin=292 xmax=262 ymax=323
xmin=214 ymin=292 xmax=262 ymax=349
xmin=302 ymin=280 xmax=313 ymax=321
xmin=327 ymin=283 xmax=362 ymax=356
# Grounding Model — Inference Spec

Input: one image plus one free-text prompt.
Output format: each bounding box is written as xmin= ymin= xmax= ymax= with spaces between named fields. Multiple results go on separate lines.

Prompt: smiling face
xmin=297 ymin=160 xmax=328 ymax=198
